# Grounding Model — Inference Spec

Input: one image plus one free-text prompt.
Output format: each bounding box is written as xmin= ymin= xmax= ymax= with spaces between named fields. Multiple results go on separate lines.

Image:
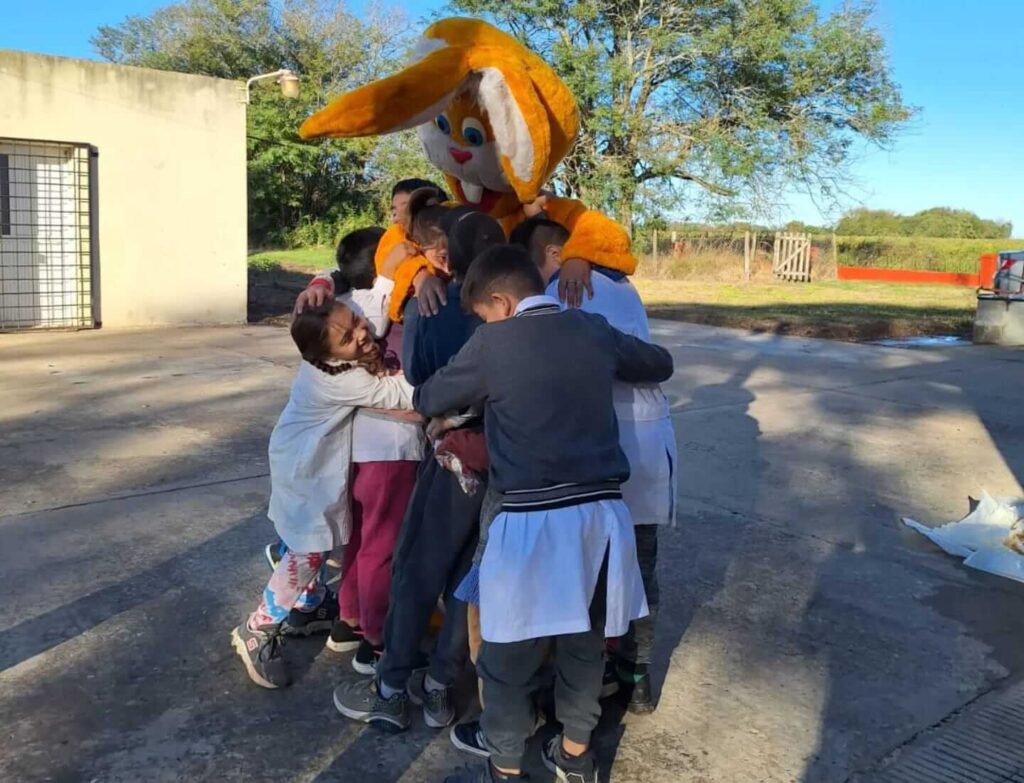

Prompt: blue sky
xmin=4 ymin=0 xmax=1021 ymax=235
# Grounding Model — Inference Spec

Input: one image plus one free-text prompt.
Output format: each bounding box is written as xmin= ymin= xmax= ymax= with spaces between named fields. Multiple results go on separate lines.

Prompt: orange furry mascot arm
xmin=388 ymin=256 xmax=435 ymax=322
xmin=374 ymin=223 xmax=438 ymax=322
xmin=542 ymin=198 xmax=636 ymax=275
xmin=373 ymin=223 xmax=408 ymax=275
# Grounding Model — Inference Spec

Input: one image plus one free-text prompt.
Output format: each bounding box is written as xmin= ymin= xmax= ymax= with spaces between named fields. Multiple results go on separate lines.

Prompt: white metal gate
xmin=773 ymin=231 xmax=812 ymax=282
xmin=0 ymin=138 xmax=98 ymax=330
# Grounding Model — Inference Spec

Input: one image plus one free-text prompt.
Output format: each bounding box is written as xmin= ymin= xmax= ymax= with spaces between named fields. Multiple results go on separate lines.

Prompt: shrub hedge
xmin=836 ymin=236 xmax=1024 ymax=273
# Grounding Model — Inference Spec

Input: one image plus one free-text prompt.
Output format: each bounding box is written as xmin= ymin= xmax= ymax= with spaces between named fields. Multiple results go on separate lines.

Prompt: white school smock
xmin=340 ymin=279 xmax=427 ymax=464
xmin=479 ymin=499 xmax=649 ymax=643
xmin=545 ymin=274 xmax=678 ymax=526
xmin=267 ymin=361 xmax=415 ymax=553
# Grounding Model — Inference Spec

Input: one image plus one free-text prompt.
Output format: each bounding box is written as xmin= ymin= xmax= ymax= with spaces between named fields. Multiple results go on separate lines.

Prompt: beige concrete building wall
xmin=0 ymin=51 xmax=246 ymax=327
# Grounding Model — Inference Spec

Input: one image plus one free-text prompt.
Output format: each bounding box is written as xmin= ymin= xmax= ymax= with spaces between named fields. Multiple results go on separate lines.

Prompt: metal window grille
xmin=0 ymin=138 xmax=99 ymax=331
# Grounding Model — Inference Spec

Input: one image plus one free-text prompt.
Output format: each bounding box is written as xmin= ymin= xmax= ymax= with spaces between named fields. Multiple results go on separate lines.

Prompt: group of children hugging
xmin=230 ymin=177 xmax=678 ymax=783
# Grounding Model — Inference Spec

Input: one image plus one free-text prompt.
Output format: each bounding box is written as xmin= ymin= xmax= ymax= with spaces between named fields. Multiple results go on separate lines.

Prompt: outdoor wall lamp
xmin=241 ymin=69 xmax=300 ymax=104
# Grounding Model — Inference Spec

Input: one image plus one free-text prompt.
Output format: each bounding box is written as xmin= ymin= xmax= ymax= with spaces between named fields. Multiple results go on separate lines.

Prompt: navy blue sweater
xmin=401 ymin=282 xmax=482 ymax=387
xmin=414 ymin=304 xmax=674 ymax=507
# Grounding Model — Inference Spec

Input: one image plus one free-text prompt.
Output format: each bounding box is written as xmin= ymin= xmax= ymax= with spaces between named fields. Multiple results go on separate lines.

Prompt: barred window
xmin=0 ymin=154 xmax=10 ymax=236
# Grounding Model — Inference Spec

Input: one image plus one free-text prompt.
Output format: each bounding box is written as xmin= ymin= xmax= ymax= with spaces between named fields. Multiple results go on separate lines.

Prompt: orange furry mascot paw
xmin=299 ymin=17 xmax=635 ymax=318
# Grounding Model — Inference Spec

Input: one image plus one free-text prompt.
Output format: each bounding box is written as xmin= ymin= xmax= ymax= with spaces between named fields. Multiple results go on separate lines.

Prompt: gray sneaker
xmin=333 ymin=678 xmax=410 ymax=732
xmin=230 ymin=623 xmax=290 ymax=689
xmin=407 ymin=669 xmax=455 ymax=728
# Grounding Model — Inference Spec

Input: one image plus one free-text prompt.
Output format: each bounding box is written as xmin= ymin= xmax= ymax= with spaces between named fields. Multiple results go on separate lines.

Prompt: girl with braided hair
xmin=231 ymin=299 xmax=416 ymax=690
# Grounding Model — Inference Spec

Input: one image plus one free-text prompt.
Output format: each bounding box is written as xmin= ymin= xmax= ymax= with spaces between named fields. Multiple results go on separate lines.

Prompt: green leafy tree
xmin=449 ymin=0 xmax=913 ymax=229
xmin=94 ymin=0 xmax=423 ymax=246
xmin=836 ymin=207 xmax=1012 ymax=238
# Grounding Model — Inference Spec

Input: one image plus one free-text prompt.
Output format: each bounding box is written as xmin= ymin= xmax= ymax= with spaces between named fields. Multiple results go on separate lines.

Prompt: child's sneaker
xmin=542 ymin=735 xmax=597 ymax=783
xmin=407 ymin=670 xmax=455 ymax=728
xmin=325 ymin=620 xmax=363 ymax=653
xmin=230 ymin=622 xmax=290 ymax=689
xmin=443 ymin=762 xmax=529 ymax=782
xmin=333 ymin=678 xmax=410 ymax=731
xmin=282 ymin=593 xmax=338 ymax=637
xmin=352 ymin=638 xmax=383 ymax=675
xmin=450 ymin=713 xmax=546 ymax=759
xmin=264 ymin=540 xmax=284 ymax=570
xmin=450 ymin=721 xmax=490 ymax=759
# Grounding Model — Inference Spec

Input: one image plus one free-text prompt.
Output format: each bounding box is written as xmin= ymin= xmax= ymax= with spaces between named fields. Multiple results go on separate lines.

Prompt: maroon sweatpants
xmin=339 ymin=460 xmax=419 ymax=642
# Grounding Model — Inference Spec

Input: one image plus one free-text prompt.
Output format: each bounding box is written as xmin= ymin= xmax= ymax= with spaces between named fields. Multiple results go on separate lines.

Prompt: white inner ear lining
xmin=474 ymin=68 xmax=535 ymax=183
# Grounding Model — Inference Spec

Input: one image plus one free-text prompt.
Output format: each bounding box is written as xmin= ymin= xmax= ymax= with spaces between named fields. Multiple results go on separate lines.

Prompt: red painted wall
xmin=837 ymin=267 xmax=979 ymax=286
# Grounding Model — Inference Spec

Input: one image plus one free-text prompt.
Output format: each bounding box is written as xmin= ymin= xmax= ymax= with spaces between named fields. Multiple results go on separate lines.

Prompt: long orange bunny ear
xmin=470 ymin=55 xmax=552 ymax=205
xmin=299 ymin=45 xmax=471 ymax=139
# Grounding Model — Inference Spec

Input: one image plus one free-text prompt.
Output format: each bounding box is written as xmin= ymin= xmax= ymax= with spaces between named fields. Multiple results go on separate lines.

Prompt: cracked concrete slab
xmin=2 ymin=322 xmax=1024 ymax=782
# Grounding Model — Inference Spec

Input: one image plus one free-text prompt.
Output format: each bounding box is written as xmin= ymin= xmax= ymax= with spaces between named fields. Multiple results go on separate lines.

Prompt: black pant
xmin=378 ymin=451 xmax=482 ymax=689
xmin=618 ymin=524 xmax=659 ymax=665
xmin=477 ymin=553 xmax=608 ymax=770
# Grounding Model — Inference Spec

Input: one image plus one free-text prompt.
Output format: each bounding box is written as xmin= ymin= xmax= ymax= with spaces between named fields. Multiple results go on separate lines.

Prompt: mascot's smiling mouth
xmin=452 ymin=179 xmax=502 ymax=213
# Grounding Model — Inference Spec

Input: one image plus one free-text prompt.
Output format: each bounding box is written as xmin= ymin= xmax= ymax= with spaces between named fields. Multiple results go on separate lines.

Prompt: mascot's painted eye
xmin=462 ymin=118 xmax=487 ymax=147
xmin=435 ymin=114 xmax=452 ymax=135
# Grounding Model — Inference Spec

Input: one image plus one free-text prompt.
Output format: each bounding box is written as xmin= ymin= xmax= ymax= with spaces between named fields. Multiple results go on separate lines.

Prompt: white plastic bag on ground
xmin=902 ymin=491 xmax=1024 ymax=584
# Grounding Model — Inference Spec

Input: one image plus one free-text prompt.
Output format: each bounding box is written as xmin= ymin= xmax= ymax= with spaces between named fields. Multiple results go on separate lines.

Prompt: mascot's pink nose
xmin=449 ymin=147 xmax=473 ymax=164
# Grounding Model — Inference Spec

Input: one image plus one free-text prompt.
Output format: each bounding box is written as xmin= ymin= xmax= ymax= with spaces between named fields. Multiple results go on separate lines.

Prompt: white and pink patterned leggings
xmin=248 ymin=548 xmax=327 ymax=630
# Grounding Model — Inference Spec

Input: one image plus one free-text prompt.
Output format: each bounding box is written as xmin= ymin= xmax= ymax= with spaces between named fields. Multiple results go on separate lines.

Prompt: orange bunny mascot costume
xmin=299 ymin=17 xmax=636 ymax=320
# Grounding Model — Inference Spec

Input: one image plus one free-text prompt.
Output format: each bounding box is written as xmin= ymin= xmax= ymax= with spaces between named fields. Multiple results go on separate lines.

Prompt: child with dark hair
xmin=293 ymin=178 xmax=448 ymax=316
xmin=390 ymin=178 xmax=448 ymax=225
xmin=415 ymin=245 xmax=674 ymax=783
xmin=403 ymin=187 xmax=452 ymax=279
xmin=331 ymin=226 xmax=385 ymax=295
xmin=264 ymin=228 xmax=426 ymax=670
xmin=332 ymin=207 xmax=505 ymax=732
xmin=514 ymin=216 xmax=678 ymax=714
xmin=330 ymin=227 xmax=428 ymax=671
xmin=231 ymin=301 xmax=416 ymax=690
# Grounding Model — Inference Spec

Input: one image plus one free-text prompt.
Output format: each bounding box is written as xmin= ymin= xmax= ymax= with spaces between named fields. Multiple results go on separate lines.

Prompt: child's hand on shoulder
xmin=558 ymin=257 xmax=593 ymax=309
xmin=414 ymin=271 xmax=448 ymax=317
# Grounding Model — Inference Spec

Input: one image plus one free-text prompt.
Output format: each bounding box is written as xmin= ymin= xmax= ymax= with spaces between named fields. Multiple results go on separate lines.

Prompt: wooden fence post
xmin=745 ymin=229 xmax=753 ymax=280
xmin=751 ymin=232 xmax=757 ymax=280
xmin=652 ymin=229 xmax=658 ymax=276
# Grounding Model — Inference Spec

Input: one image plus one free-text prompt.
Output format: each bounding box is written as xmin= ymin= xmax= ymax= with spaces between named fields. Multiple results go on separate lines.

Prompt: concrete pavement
xmin=2 ymin=322 xmax=1023 ymax=783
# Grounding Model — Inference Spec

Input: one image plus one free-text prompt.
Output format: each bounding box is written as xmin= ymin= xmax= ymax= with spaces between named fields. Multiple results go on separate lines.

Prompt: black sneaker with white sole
xmin=333 ymin=678 xmax=410 ymax=731
xmin=450 ymin=711 xmax=546 ymax=760
xmin=407 ymin=669 xmax=455 ymax=728
xmin=325 ymin=620 xmax=363 ymax=653
xmin=450 ymin=721 xmax=490 ymax=759
xmin=230 ymin=622 xmax=290 ymax=689
xmin=352 ymin=638 xmax=383 ymax=675
xmin=542 ymin=735 xmax=597 ymax=783
xmin=282 ymin=593 xmax=338 ymax=637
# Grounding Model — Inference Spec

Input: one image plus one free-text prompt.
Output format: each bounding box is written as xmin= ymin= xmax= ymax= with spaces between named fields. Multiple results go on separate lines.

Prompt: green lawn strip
xmin=635 ymin=279 xmax=976 ymax=340
xmin=249 ymin=247 xmax=334 ymax=272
